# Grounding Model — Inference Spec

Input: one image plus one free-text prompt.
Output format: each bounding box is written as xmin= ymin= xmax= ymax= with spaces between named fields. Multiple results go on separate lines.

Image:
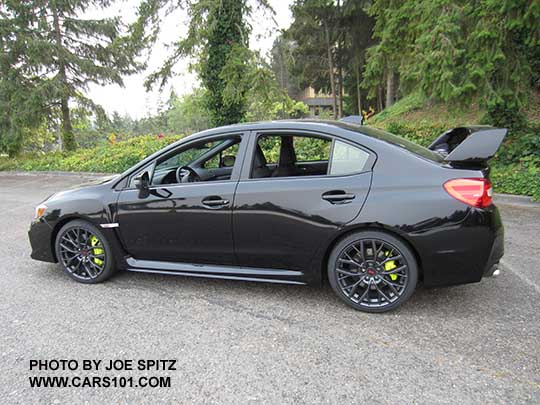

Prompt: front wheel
xmin=328 ymin=231 xmax=418 ymax=313
xmin=55 ymin=220 xmax=116 ymax=284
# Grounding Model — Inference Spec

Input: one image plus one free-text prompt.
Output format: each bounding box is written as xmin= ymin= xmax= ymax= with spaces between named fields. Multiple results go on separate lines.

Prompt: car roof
xmin=191 ymin=119 xmax=367 ymax=136
xmin=182 ymin=119 xmax=439 ymax=159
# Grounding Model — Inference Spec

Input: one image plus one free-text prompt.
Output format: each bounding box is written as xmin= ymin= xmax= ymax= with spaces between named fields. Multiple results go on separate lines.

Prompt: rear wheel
xmin=55 ymin=220 xmax=116 ymax=283
xmin=328 ymin=231 xmax=418 ymax=313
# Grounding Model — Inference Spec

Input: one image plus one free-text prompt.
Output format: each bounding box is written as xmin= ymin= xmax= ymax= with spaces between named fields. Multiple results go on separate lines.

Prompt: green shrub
xmin=481 ymin=95 xmax=528 ymax=132
xmin=373 ymin=117 xmax=540 ymax=200
xmin=491 ymin=160 xmax=540 ymax=201
xmin=0 ymin=134 xmax=184 ymax=174
xmin=380 ymin=120 xmax=448 ymax=147
xmin=1 ymin=123 xmax=539 ymax=201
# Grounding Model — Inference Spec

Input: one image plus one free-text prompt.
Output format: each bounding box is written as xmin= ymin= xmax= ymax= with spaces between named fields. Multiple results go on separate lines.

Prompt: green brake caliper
xmin=90 ymin=236 xmax=104 ymax=266
xmin=384 ymin=250 xmax=398 ymax=281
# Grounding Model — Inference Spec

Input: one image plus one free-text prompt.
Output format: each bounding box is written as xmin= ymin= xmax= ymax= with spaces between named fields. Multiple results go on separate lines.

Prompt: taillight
xmin=443 ymin=178 xmax=493 ymax=208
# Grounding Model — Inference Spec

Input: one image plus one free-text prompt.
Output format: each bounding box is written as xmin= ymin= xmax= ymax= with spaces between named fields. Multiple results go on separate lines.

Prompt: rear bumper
xmin=28 ymin=219 xmax=56 ymax=263
xmin=482 ymin=227 xmax=504 ymax=276
xmin=421 ymin=205 xmax=504 ymax=288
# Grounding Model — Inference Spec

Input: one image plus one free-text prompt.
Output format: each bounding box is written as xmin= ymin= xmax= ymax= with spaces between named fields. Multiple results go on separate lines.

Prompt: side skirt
xmin=125 ymin=257 xmax=306 ymax=285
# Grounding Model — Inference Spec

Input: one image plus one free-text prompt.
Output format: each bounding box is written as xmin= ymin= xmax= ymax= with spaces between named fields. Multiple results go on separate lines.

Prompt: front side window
xmin=203 ymin=143 xmax=240 ymax=169
xmin=150 ymin=136 xmax=241 ymax=185
xmin=155 ymin=140 xmax=225 ymax=173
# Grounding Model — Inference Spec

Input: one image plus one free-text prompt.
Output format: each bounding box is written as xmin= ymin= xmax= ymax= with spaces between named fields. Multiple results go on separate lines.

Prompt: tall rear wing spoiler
xmin=428 ymin=126 xmax=508 ymax=164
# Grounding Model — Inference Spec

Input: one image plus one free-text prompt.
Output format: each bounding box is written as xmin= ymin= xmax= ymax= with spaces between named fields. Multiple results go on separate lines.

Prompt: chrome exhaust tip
xmin=486 ymin=264 xmax=501 ymax=278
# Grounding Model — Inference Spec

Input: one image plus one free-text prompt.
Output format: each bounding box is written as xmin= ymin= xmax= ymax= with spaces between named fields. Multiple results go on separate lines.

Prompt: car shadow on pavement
xmin=37 ymin=262 xmax=512 ymax=319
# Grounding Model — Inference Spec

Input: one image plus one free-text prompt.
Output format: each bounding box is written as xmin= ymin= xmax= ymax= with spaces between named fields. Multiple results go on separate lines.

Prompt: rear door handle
xmin=322 ymin=190 xmax=356 ymax=204
xmin=202 ymin=196 xmax=230 ymax=208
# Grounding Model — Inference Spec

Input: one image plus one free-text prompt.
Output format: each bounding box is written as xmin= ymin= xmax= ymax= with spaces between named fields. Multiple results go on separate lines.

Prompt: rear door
xmin=232 ymin=130 xmax=374 ymax=272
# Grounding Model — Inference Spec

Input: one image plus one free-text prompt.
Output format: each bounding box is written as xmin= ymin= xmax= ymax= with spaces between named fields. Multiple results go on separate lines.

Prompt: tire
xmin=55 ymin=219 xmax=116 ymax=284
xmin=327 ymin=230 xmax=418 ymax=313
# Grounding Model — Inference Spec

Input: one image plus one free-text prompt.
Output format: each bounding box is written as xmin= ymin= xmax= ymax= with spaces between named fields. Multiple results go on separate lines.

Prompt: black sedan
xmin=28 ymin=120 xmax=506 ymax=312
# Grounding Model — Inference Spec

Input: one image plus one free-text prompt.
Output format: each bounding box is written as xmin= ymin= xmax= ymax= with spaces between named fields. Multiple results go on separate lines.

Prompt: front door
xmin=116 ymin=133 xmax=246 ymax=265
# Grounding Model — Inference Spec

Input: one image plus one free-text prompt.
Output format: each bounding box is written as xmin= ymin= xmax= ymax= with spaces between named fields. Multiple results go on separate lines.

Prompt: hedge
xmin=1 ymin=124 xmax=538 ymax=200
xmin=371 ymin=119 xmax=540 ymax=200
xmin=0 ymin=135 xmax=184 ymax=174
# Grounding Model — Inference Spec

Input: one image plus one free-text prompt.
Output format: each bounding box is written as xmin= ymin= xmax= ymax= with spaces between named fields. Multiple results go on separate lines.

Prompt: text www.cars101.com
xmin=29 ymin=375 xmax=171 ymax=388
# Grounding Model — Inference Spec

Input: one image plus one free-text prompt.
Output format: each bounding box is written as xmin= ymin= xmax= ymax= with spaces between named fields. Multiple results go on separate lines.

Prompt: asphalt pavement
xmin=0 ymin=172 xmax=539 ymax=404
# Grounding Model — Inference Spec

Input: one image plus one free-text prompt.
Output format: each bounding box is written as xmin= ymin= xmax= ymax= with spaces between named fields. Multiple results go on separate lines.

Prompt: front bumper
xmin=28 ymin=219 xmax=56 ymax=263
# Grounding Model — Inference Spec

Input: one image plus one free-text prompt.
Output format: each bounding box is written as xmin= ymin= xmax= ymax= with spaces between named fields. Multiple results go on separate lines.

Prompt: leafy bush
xmin=384 ymin=120 xmax=447 ymax=147
xmin=496 ymin=129 xmax=540 ymax=166
xmin=1 ymin=117 xmax=539 ymax=201
xmin=0 ymin=134 xmax=184 ymax=173
xmin=481 ymin=95 xmax=528 ymax=132
xmin=372 ymin=117 xmax=540 ymax=200
xmin=491 ymin=161 xmax=540 ymax=201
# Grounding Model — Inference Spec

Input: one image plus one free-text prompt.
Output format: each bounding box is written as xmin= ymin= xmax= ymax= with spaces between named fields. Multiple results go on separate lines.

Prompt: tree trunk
xmin=356 ymin=61 xmax=362 ymax=115
xmin=338 ymin=63 xmax=343 ymax=118
xmin=386 ymin=69 xmax=395 ymax=108
xmin=377 ymin=86 xmax=383 ymax=111
xmin=323 ymin=21 xmax=337 ymax=119
xmin=60 ymin=96 xmax=75 ymax=149
xmin=337 ymin=41 xmax=343 ymax=116
xmin=52 ymin=2 xmax=75 ymax=151
xmin=337 ymin=0 xmax=343 ymax=118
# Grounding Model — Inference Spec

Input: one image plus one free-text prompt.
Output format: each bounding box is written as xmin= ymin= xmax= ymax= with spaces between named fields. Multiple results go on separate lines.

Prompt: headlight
xmin=35 ymin=204 xmax=47 ymax=219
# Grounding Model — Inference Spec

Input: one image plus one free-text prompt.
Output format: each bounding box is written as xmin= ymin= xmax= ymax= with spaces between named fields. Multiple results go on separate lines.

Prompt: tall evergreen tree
xmin=287 ymin=0 xmax=340 ymax=118
xmin=1 ymin=0 xmax=145 ymax=151
xmin=285 ymin=0 xmax=373 ymax=118
xmin=140 ymin=0 xmax=270 ymax=126
xmin=362 ymin=0 xmax=540 ymax=107
xmin=200 ymin=0 xmax=249 ymax=126
xmin=0 ymin=2 xmax=50 ymax=155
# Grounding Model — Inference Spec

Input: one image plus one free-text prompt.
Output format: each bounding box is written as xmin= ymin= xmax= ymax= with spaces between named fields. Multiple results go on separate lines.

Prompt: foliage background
xmin=1 ymin=0 xmax=539 ymax=200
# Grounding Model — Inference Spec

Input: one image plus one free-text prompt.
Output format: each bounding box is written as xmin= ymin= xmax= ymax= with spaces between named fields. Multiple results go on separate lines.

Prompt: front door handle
xmin=202 ymin=196 xmax=230 ymax=208
xmin=322 ymin=190 xmax=356 ymax=204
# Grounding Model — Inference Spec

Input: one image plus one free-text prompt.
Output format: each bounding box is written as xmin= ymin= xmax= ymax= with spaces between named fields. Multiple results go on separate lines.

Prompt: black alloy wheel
xmin=55 ymin=220 xmax=115 ymax=283
xmin=328 ymin=231 xmax=418 ymax=313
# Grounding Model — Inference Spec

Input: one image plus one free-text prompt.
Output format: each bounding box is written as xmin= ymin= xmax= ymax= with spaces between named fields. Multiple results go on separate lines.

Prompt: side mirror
xmin=220 ymin=155 xmax=236 ymax=168
xmin=134 ymin=171 xmax=150 ymax=190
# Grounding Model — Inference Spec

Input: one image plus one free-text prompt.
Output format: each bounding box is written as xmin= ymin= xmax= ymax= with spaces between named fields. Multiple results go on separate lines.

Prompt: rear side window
xmin=330 ymin=141 xmax=370 ymax=175
xmin=251 ymin=133 xmax=371 ymax=179
xmin=294 ymin=137 xmax=331 ymax=162
xmin=258 ymin=135 xmax=281 ymax=164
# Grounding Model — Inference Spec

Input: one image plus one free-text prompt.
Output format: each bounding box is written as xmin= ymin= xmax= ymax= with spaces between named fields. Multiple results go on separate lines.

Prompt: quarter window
xmin=330 ymin=140 xmax=370 ymax=175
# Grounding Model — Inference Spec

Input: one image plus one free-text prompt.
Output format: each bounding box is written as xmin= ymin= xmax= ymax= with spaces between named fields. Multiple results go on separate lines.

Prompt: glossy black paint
xmin=28 ymin=120 xmax=504 ymax=288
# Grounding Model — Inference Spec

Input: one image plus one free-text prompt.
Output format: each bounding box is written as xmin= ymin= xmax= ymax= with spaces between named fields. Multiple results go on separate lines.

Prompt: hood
xmin=45 ymin=174 xmax=118 ymax=203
